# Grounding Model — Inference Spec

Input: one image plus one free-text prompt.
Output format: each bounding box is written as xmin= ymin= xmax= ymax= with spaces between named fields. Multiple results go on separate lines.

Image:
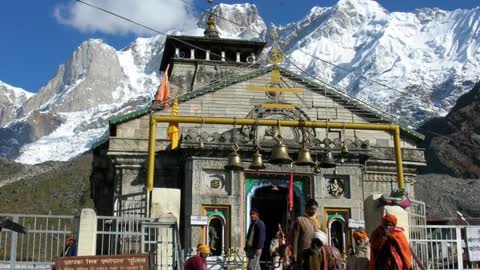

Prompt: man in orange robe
xmin=369 ymin=214 xmax=412 ymax=270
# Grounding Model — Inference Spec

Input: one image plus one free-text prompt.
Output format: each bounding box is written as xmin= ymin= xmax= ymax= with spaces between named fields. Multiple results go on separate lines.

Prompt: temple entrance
xmin=208 ymin=217 xmax=223 ymax=256
xmin=329 ymin=218 xmax=345 ymax=254
xmin=250 ymin=185 xmax=302 ymax=265
xmin=324 ymin=208 xmax=350 ymax=256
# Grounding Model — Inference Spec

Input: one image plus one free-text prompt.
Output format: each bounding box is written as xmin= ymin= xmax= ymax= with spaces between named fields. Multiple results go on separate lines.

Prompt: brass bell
xmin=224 ymin=145 xmax=244 ymax=171
xmin=249 ymin=150 xmax=266 ymax=170
xmin=295 ymin=145 xmax=315 ymax=167
xmin=270 ymin=141 xmax=292 ymax=165
xmin=319 ymin=151 xmax=336 ymax=168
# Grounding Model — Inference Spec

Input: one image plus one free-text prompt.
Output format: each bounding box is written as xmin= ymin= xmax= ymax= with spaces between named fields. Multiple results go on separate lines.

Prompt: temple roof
xmin=109 ymin=65 xmax=424 ymax=141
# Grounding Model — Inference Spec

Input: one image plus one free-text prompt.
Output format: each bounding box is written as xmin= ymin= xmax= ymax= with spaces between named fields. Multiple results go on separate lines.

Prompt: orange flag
xmin=155 ymin=64 xmax=170 ymax=109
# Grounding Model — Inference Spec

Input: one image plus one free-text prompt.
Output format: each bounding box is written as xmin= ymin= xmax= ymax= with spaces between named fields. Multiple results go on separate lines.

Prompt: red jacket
xmin=184 ymin=255 xmax=205 ymax=270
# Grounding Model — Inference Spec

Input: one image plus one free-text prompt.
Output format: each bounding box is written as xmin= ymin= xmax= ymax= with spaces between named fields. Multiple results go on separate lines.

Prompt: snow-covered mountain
xmin=279 ymin=0 xmax=480 ymax=121
xmin=1 ymin=0 xmax=480 ymax=164
xmin=0 ymin=81 xmax=33 ymax=127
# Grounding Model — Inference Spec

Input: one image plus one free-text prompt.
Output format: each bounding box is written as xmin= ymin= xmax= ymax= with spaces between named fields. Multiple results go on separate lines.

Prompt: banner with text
xmin=56 ymin=253 xmax=150 ymax=270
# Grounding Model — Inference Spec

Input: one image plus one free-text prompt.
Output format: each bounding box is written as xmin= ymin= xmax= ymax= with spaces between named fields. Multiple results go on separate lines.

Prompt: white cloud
xmin=54 ymin=0 xmax=196 ymax=36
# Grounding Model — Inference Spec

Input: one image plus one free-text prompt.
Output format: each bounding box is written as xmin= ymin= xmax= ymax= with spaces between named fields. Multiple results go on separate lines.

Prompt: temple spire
xmin=204 ymin=0 xmax=220 ymax=38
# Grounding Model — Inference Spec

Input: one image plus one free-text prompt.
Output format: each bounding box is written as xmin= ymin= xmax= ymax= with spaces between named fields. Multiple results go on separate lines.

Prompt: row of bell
xmin=225 ymin=141 xmax=349 ymax=171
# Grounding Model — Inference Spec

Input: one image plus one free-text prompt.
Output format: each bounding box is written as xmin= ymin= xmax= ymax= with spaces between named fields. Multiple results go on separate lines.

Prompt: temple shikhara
xmin=91 ymin=9 xmax=426 ymax=260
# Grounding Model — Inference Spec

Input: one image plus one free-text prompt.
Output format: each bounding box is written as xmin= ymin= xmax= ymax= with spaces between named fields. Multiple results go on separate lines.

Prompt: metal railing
xmin=410 ymin=225 xmax=480 ymax=270
xmin=96 ymin=215 xmax=182 ymax=270
xmin=0 ymin=214 xmax=76 ymax=269
xmin=113 ymin=192 xmax=147 ymax=217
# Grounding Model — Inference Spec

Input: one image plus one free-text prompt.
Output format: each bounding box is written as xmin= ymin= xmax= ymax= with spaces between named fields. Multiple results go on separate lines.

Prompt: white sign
xmin=191 ymin=216 xmax=208 ymax=226
xmin=466 ymin=227 xmax=480 ymax=261
xmin=348 ymin=219 xmax=365 ymax=229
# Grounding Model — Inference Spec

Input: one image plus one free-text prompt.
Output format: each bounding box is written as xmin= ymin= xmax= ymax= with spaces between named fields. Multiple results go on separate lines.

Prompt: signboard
xmin=56 ymin=254 xmax=150 ymax=270
xmin=348 ymin=219 xmax=365 ymax=229
xmin=191 ymin=215 xmax=208 ymax=226
xmin=466 ymin=227 xmax=480 ymax=262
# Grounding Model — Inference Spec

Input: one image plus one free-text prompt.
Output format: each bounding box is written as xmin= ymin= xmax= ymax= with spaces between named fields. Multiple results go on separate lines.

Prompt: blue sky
xmin=1 ymin=0 xmax=479 ymax=92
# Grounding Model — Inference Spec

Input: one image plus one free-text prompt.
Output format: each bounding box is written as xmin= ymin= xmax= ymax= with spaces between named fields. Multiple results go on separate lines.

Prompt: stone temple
xmin=90 ymin=23 xmax=426 ymax=259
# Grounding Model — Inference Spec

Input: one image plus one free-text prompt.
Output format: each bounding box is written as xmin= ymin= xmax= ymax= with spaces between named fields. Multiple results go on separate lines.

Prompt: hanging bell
xmin=295 ymin=145 xmax=315 ymax=167
xmin=249 ymin=150 xmax=266 ymax=170
xmin=224 ymin=145 xmax=244 ymax=171
xmin=269 ymin=139 xmax=292 ymax=165
xmin=319 ymin=151 xmax=336 ymax=168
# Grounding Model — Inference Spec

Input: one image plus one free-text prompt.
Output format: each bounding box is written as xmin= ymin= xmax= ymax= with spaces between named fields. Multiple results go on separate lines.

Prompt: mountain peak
xmin=198 ymin=3 xmax=266 ymax=40
xmin=0 ymin=81 xmax=34 ymax=127
xmin=0 ymin=81 xmax=34 ymax=100
xmin=334 ymin=0 xmax=387 ymax=17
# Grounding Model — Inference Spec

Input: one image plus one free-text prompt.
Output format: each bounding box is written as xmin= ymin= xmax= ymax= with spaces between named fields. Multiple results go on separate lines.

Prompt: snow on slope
xmin=15 ymin=109 xmax=107 ymax=164
xmin=0 ymin=81 xmax=34 ymax=107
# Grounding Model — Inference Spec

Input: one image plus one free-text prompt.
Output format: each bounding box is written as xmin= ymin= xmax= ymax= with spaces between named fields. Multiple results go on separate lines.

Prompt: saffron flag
xmin=167 ymin=96 xmax=180 ymax=149
xmin=289 ymin=165 xmax=294 ymax=211
xmin=155 ymin=64 xmax=170 ymax=109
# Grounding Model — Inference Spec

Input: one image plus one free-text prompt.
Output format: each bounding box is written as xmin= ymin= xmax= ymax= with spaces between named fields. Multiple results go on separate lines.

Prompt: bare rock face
xmin=18 ymin=39 xmax=127 ymax=116
xmin=415 ymin=174 xmax=480 ymax=218
xmin=419 ymin=81 xmax=480 ymax=178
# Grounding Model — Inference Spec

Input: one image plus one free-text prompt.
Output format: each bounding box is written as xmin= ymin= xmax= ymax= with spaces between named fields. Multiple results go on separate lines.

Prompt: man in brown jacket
xmin=291 ymin=198 xmax=323 ymax=267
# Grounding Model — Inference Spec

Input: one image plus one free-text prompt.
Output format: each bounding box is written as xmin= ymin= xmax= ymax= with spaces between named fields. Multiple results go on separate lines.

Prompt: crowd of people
xmin=185 ymin=199 xmax=414 ymax=270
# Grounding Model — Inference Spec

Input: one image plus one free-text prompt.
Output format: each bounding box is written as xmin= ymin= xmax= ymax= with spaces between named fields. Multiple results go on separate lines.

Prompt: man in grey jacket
xmin=245 ymin=208 xmax=266 ymax=270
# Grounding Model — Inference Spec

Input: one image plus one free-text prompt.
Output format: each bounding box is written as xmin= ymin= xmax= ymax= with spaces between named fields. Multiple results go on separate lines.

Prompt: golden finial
xmin=267 ymin=47 xmax=284 ymax=66
xmin=204 ymin=0 xmax=219 ymax=38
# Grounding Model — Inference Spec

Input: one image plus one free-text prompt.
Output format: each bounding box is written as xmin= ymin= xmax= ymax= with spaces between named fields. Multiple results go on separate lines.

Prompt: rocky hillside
xmin=0 ymin=154 xmax=94 ymax=214
xmin=419 ymin=81 xmax=480 ymax=178
xmin=415 ymin=174 xmax=480 ymax=218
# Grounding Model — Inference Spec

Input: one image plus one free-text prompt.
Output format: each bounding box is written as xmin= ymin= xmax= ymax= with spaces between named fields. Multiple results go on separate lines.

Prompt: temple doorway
xmin=208 ymin=217 xmax=223 ymax=256
xmin=249 ymin=184 xmax=302 ymax=265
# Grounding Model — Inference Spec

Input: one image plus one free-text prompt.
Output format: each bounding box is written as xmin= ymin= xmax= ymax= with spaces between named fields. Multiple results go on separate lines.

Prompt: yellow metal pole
xmin=147 ymin=115 xmax=157 ymax=192
xmin=146 ymin=115 xmax=406 ymax=191
xmin=393 ymin=126 xmax=405 ymax=190
xmin=152 ymin=115 xmax=397 ymax=131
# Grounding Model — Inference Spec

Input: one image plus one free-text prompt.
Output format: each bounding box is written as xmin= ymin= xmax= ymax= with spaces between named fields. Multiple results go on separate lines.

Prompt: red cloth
xmin=155 ymin=64 xmax=171 ymax=108
xmin=184 ymin=255 xmax=205 ymax=270
xmin=369 ymin=226 xmax=412 ymax=270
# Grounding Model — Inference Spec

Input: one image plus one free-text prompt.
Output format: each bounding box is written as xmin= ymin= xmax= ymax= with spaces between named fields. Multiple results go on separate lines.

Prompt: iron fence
xmin=410 ymin=225 xmax=480 ymax=270
xmin=96 ymin=215 xmax=183 ymax=270
xmin=0 ymin=214 xmax=76 ymax=269
xmin=113 ymin=192 xmax=147 ymax=217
